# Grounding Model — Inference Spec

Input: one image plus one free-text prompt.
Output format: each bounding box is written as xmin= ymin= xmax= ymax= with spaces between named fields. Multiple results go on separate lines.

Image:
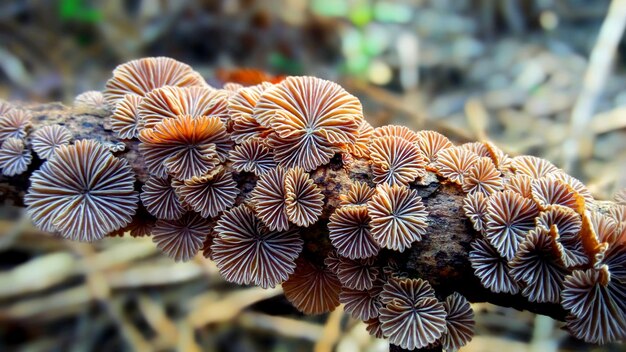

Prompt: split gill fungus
xmin=3 ymin=56 xmax=623 ymax=350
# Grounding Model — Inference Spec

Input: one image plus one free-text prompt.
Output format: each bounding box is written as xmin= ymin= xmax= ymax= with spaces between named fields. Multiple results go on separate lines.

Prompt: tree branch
xmin=7 ymin=100 xmax=614 ymax=330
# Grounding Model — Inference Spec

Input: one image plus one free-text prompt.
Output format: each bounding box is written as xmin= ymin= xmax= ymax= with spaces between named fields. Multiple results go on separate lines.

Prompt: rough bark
xmin=1 ymin=102 xmax=618 ymax=350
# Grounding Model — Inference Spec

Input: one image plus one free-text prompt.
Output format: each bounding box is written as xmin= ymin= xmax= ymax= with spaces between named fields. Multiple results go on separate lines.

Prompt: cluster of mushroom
xmin=12 ymin=56 xmax=624 ymax=349
xmin=458 ymin=145 xmax=626 ymax=344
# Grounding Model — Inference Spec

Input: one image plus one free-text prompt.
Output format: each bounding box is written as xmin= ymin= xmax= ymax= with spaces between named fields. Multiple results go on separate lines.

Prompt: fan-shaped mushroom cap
xmin=484 ymin=190 xmax=539 ymax=260
xmin=284 ymin=167 xmax=324 ymax=227
xmin=74 ymin=90 xmax=108 ymax=110
xmin=548 ymin=172 xmax=594 ymax=205
xmin=254 ymin=76 xmax=363 ymax=171
xmin=462 ymin=157 xmax=503 ymax=195
xmin=460 ymin=141 xmax=491 ymax=157
xmin=379 ymin=277 xmax=447 ymax=350
xmin=616 ymin=188 xmax=626 ymax=205
xmin=323 ymin=253 xmax=342 ymax=277
xmin=509 ymin=227 xmax=568 ymax=303
xmin=609 ymin=205 xmax=626 ymax=244
xmin=369 ymin=135 xmax=426 ymax=186
xmin=463 ymin=192 xmax=488 ymax=232
xmin=121 ymin=204 xmax=156 ymax=238
xmin=434 ymin=146 xmax=480 ymax=185
xmin=0 ymin=138 xmax=31 ymax=176
xmin=111 ymin=94 xmax=142 ymax=139
xmin=139 ymin=86 xmax=228 ymax=129
xmin=372 ymin=125 xmax=419 ymax=143
xmin=469 ymin=238 xmax=520 ymax=294
xmin=152 ymin=212 xmax=211 ymax=262
xmin=367 ymin=183 xmax=429 ymax=252
xmin=25 ymin=140 xmax=138 ymax=241
xmin=174 ymin=167 xmax=238 ymax=218
xmin=365 ymin=317 xmax=385 ymax=338
xmin=589 ymin=211 xmax=619 ymax=245
xmin=140 ymin=175 xmax=186 ymax=220
xmin=340 ymin=284 xmax=383 ymax=320
xmin=282 ymin=258 xmax=341 ymax=315
xmin=0 ymin=109 xmax=31 ymax=142
xmin=138 ymin=115 xmax=230 ymax=179
xmin=561 ymin=266 xmax=626 ymax=344
xmin=440 ymin=293 xmax=475 ymax=351
xmin=229 ymin=139 xmax=277 ymax=175
xmin=415 ymin=130 xmax=453 ymax=164
xmin=329 ymin=205 xmax=379 ymax=259
xmin=503 ymin=174 xmax=533 ymax=199
xmin=380 ymin=277 xmax=435 ymax=306
xmin=536 ymin=206 xmax=587 ymax=268
xmin=228 ymin=82 xmax=273 ymax=143
xmin=104 ymin=57 xmax=206 ymax=103
xmin=578 ymin=211 xmax=608 ymax=266
xmin=251 ymin=166 xmax=289 ymax=231
xmin=211 ymin=205 xmax=303 ymax=288
xmin=223 ymin=82 xmax=244 ymax=91
xmin=531 ymin=176 xmax=585 ymax=213
xmin=337 ymin=257 xmax=380 ymax=290
xmin=511 ymin=155 xmax=559 ymax=179
xmin=340 ymin=181 xmax=376 ymax=207
xmin=483 ymin=140 xmax=512 ymax=170
xmin=31 ymin=125 xmax=72 ymax=160
xmin=344 ymin=119 xmax=374 ymax=158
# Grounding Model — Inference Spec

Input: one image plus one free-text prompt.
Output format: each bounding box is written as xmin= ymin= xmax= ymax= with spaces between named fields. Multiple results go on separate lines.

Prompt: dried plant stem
xmin=563 ymin=0 xmax=626 ymax=172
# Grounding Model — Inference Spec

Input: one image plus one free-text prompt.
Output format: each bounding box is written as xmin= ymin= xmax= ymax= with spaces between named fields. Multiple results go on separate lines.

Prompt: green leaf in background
xmin=363 ymin=25 xmax=390 ymax=56
xmin=374 ymin=2 xmax=413 ymax=23
xmin=59 ymin=0 xmax=102 ymax=23
xmin=311 ymin=0 xmax=349 ymax=17
xmin=269 ymin=52 xmax=304 ymax=75
xmin=348 ymin=0 xmax=373 ymax=27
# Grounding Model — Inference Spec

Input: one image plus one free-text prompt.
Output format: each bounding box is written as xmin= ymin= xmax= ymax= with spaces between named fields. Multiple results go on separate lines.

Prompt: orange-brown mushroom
xmin=282 ymin=258 xmax=341 ymax=315
xmin=139 ymin=86 xmax=229 ymax=129
xmin=138 ymin=115 xmax=230 ymax=179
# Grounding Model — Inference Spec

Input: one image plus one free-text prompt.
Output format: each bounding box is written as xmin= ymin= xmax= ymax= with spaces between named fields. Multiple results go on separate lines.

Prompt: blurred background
xmin=0 ymin=0 xmax=625 ymax=351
